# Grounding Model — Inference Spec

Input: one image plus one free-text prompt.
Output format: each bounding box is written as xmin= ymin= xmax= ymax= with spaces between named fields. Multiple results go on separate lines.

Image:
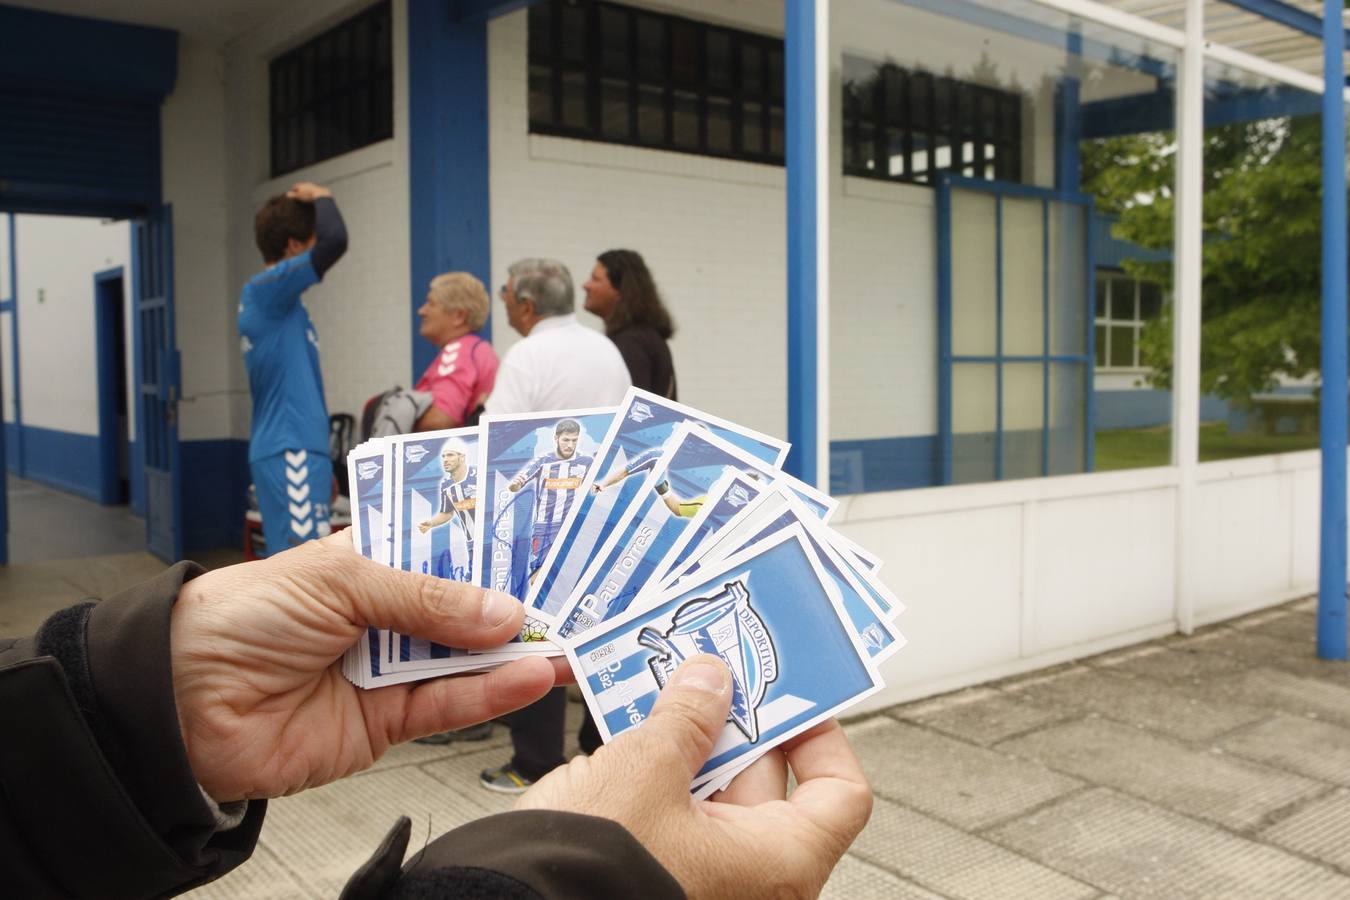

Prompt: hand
xmin=418 ymin=521 xmax=432 ymax=533
xmin=515 ymin=656 xmax=872 ymax=899
xmin=170 ymin=531 xmax=568 ymax=802
xmin=287 ymin=181 xmax=332 ymax=201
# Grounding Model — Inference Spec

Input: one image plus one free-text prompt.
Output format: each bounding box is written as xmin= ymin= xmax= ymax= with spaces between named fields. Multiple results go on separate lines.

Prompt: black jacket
xmin=609 ymin=324 xmax=677 ymax=401
xmin=0 ymin=565 xmax=683 ymax=899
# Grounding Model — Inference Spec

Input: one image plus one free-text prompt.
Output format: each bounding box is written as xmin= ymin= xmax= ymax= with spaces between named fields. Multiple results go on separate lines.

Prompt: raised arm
xmin=287 ymin=182 xmax=348 ymax=278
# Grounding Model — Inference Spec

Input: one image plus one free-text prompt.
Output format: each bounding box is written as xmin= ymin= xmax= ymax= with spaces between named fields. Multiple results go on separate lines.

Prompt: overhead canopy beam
xmin=1221 ymin=0 xmax=1350 ymax=47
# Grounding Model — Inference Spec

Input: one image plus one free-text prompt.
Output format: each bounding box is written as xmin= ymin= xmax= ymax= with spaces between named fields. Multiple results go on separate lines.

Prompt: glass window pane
xmin=673 ymin=90 xmax=699 ymax=149
xmin=600 ymin=7 xmax=629 ymax=74
xmin=707 ymin=96 xmax=732 ymax=153
xmin=951 ymin=189 xmax=997 ymax=356
xmin=1004 ymin=363 xmax=1046 ymax=480
xmin=1138 ymin=280 xmax=1162 ymax=320
xmin=741 ymin=100 xmax=763 ymax=154
xmin=1095 ymin=325 xmax=1107 ymax=367
xmin=1048 ymin=200 xmax=1087 ymax=357
xmin=951 ymin=364 xmax=997 ymax=484
xmin=637 ymin=84 xmax=664 ymax=144
xmin=707 ymin=30 xmax=733 ymax=91
xmin=529 ymin=64 xmax=555 ymax=125
xmin=637 ymin=15 xmax=665 ymax=81
xmin=561 ymin=70 xmax=587 ymax=129
xmin=601 ymin=78 xmax=630 ymax=139
xmin=741 ymin=42 xmax=763 ymax=96
xmin=768 ymin=47 xmax=783 ymax=101
xmin=885 ymin=128 xmax=904 ymax=177
xmin=1048 ymin=362 xmax=1087 ymax=475
xmin=1002 ymin=197 xmax=1045 ymax=357
xmin=768 ymin=106 xmax=784 ymax=157
xmin=1112 ymin=282 xmax=1137 ymax=322
xmin=1109 ymin=326 xmax=1135 ymax=368
xmin=528 ymin=1 xmax=551 ymax=58
xmin=1095 ymin=272 xmax=1109 ymax=318
xmin=671 ymin=21 xmax=698 ymax=86
xmin=560 ymin=3 xmax=586 ymax=64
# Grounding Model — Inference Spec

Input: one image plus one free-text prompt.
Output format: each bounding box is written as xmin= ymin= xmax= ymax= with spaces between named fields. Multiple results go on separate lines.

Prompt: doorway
xmin=95 ymin=267 xmax=129 ymax=505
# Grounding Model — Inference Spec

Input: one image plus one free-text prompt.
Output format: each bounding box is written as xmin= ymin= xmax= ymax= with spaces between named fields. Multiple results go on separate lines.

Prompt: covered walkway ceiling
xmin=1099 ymin=0 xmax=1349 ymax=75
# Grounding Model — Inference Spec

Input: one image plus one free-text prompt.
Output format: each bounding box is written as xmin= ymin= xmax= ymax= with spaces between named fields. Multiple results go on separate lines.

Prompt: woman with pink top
xmin=413 ymin=272 xmax=499 ymax=431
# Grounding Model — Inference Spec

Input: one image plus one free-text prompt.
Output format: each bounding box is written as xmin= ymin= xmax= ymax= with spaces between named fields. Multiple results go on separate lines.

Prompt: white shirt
xmin=487 ymin=314 xmax=632 ymax=414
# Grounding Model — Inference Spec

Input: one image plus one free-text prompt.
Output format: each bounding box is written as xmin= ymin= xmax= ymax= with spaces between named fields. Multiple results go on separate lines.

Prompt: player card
xmin=678 ymin=486 xmax=904 ymax=660
xmin=650 ymin=469 xmax=767 ymax=590
xmin=525 ymin=387 xmax=789 ymax=624
xmin=348 ymin=440 xmax=391 ymax=566
xmin=567 ymin=526 xmax=882 ymax=788
xmin=554 ymin=424 xmax=782 ymax=642
xmin=474 ymin=409 xmax=615 ymax=644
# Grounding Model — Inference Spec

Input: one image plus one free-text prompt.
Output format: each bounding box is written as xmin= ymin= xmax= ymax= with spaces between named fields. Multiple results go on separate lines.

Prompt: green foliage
xmin=1080 ymin=114 xmax=1325 ymax=402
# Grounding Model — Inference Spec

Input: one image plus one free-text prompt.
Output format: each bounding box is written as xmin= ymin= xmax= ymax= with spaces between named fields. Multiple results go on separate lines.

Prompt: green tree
xmin=1080 ymin=113 xmax=1324 ymax=403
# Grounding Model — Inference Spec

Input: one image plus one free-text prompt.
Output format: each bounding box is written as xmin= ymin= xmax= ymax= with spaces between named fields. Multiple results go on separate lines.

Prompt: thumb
xmin=289 ymin=532 xmax=525 ymax=649
xmin=626 ymin=654 xmax=733 ymax=785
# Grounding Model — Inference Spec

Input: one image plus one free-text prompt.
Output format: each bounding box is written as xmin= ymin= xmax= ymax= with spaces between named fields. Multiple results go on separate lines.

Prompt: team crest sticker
xmin=638 ymin=579 xmax=777 ymax=742
xmin=628 ymin=401 xmax=655 ymax=424
xmin=727 ymin=484 xmax=751 ymax=507
xmin=357 ymin=461 xmax=381 ymax=480
xmin=405 ymin=444 xmax=429 ymax=464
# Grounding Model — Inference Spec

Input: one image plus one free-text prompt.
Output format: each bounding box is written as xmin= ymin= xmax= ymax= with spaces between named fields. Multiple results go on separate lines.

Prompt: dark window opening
xmin=528 ymin=0 xmax=784 ymax=166
xmin=270 ymin=1 xmax=393 ymax=177
xmin=842 ymin=56 xmax=1022 ymax=186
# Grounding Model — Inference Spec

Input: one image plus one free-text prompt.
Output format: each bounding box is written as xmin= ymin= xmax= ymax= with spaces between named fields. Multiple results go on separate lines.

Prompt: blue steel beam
xmin=1318 ymin=1 xmax=1348 ymax=660
xmin=1222 ymin=0 xmax=1350 ymax=45
xmin=785 ymin=0 xmax=819 ymax=485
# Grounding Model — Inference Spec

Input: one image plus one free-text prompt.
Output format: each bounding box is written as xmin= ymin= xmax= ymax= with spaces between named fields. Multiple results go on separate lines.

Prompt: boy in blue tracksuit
xmin=239 ymin=182 xmax=348 ymax=556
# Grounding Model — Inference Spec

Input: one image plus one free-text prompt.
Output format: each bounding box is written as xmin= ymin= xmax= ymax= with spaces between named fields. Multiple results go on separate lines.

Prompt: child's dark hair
xmin=254 ymin=194 xmax=316 ymax=263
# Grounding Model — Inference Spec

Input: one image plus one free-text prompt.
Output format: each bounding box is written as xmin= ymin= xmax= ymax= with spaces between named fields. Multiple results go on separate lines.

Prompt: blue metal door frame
xmin=133 ymin=207 xmax=182 ymax=562
xmin=937 ymin=174 xmax=1096 ymax=485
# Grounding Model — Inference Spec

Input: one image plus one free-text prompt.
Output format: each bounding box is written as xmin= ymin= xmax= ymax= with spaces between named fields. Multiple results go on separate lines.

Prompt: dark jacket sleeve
xmin=0 ymin=564 xmax=266 ymax=898
xmin=342 ymin=812 xmax=685 ymax=900
xmin=311 ymin=196 xmax=349 ymax=277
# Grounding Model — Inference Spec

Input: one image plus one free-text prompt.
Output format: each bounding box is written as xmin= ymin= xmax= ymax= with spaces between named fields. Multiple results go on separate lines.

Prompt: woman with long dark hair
xmin=583 ymin=249 xmax=677 ymax=400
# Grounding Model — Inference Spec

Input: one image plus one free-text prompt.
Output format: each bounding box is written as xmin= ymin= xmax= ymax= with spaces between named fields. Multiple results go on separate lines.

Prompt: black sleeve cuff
xmin=311 ymin=196 xmax=349 ymax=277
xmin=345 ymin=811 xmax=685 ymax=900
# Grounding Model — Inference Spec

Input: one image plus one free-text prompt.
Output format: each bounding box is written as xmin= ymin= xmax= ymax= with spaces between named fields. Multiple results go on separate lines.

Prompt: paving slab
xmin=1230 ymin=610 xmax=1320 ymax=647
xmin=360 ymin=723 xmax=513 ymax=775
xmin=1085 ymin=644 xmax=1248 ymax=685
xmin=255 ymin=765 xmax=498 ymax=896
xmin=820 ymin=852 xmax=948 ymax=900
xmin=1197 ymin=667 xmax=1350 ymax=728
xmin=997 ymin=717 xmax=1324 ymax=832
xmin=895 ymin=687 xmax=1069 ymax=746
xmin=849 ymin=716 xmax=1082 ymax=830
xmin=184 ymin=842 xmax=316 ymax=900
xmin=1218 ymin=713 xmax=1350 ymax=786
xmin=418 ymin=743 xmax=520 ymax=818
xmin=989 ymin=787 xmax=1350 ymax=899
xmin=1001 ymin=667 xmax=1265 ymax=744
xmin=1262 ymin=788 xmax=1350 ymax=874
xmin=850 ymin=795 xmax=1098 ymax=900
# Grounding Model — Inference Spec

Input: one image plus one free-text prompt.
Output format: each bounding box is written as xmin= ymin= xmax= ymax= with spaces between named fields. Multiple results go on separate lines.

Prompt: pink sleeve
xmin=418 ymin=338 xmax=490 ymax=426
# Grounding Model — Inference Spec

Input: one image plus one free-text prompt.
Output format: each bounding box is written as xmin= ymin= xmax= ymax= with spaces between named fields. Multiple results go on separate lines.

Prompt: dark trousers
xmin=506 ymin=688 xmax=605 ymax=782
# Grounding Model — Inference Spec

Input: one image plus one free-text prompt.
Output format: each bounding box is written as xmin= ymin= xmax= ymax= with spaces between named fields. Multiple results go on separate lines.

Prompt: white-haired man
xmin=481 ymin=258 xmax=630 ymax=793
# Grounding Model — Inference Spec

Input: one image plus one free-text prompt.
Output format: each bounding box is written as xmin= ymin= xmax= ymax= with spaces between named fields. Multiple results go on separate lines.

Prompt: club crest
xmin=357 ymin=461 xmax=381 ymax=481
xmin=727 ymin=484 xmax=751 ymax=507
xmin=637 ymin=578 xmax=777 ymax=742
xmin=404 ymin=444 xmax=429 ymax=464
xmin=629 ymin=401 xmax=655 ymax=424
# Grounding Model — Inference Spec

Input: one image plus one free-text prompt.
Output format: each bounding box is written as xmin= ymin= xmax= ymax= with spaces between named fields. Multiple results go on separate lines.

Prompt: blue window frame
xmin=937 ymin=174 xmax=1096 ymax=484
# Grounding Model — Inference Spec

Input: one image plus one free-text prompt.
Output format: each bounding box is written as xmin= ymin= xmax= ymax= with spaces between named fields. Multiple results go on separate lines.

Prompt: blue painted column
xmin=407 ymin=0 xmax=493 ymax=382
xmin=785 ymin=0 xmax=820 ymax=484
xmin=1319 ymin=0 xmax=1348 ymax=660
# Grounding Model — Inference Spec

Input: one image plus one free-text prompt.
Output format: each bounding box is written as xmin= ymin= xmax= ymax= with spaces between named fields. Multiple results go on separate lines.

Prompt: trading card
xmin=348 ymin=440 xmax=391 ymax=566
xmin=555 ymin=424 xmax=780 ymax=641
xmin=649 ymin=470 xmax=767 ymax=590
xmin=474 ymin=409 xmax=615 ymax=645
xmin=524 ymin=387 xmax=789 ymax=623
xmin=680 ymin=488 xmax=904 ymax=661
xmin=567 ymin=526 xmax=882 ymax=787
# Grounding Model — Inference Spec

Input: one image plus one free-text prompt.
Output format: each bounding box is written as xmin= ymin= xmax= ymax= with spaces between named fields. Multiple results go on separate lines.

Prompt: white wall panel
xmin=1 ymin=312 xmax=13 ymax=424
xmin=1032 ymin=487 xmax=1176 ymax=653
xmin=0 ymin=214 xmax=10 ymax=298
xmin=1291 ymin=465 xmax=1319 ymax=589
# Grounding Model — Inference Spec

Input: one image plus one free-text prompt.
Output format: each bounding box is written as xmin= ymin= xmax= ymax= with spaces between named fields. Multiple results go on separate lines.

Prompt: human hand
xmin=287 ymin=181 xmax=332 ymax=201
xmin=515 ymin=655 xmax=872 ymax=899
xmin=170 ymin=531 xmax=568 ymax=803
xmin=418 ymin=520 xmax=432 ymax=533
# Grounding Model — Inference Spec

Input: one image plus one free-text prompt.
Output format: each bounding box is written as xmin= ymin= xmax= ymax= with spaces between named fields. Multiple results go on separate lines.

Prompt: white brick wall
xmin=222 ymin=0 xmax=412 ymax=439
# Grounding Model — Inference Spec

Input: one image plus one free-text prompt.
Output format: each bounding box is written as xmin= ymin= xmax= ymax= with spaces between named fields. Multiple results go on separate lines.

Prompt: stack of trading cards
xmin=341 ymin=388 xmax=904 ymax=793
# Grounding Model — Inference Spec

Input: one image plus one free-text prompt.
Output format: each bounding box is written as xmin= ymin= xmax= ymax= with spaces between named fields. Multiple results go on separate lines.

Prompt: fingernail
xmin=482 ymin=590 xmax=518 ymax=627
xmin=673 ymin=659 xmax=728 ymax=696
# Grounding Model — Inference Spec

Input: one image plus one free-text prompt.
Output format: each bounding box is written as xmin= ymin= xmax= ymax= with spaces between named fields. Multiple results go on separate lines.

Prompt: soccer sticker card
xmin=474 ymin=409 xmax=615 ymax=601
xmin=554 ymin=423 xmax=778 ymax=642
xmin=568 ymin=526 xmax=882 ymax=787
xmin=391 ymin=428 xmax=480 ymax=583
xmin=525 ymin=387 xmax=789 ymax=622
xmin=348 ymin=440 xmax=391 ymax=567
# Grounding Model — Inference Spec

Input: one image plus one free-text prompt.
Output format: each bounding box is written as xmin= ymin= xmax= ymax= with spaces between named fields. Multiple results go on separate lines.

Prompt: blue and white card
xmin=568 ymin=526 xmax=882 ymax=788
xmin=348 ymin=440 xmax=391 ymax=567
xmin=474 ymin=408 xmax=615 ymax=605
xmin=683 ymin=487 xmax=904 ymax=659
xmin=554 ymin=424 xmax=779 ymax=642
xmin=524 ymin=387 xmax=789 ymax=623
xmin=650 ymin=470 xmax=767 ymax=590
